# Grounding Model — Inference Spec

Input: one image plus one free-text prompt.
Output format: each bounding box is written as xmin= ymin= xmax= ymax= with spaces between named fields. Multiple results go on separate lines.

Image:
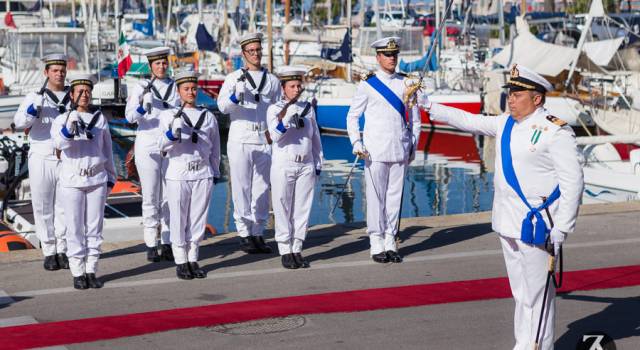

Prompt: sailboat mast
xmin=284 ymin=0 xmax=290 ymax=65
xmin=267 ymin=0 xmax=273 ymax=71
xmin=347 ymin=0 xmax=352 ymax=82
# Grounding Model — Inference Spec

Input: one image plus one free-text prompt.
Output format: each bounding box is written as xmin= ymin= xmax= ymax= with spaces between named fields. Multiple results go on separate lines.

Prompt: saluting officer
xmin=14 ymin=54 xmax=70 ymax=271
xmin=267 ymin=66 xmax=323 ymax=269
xmin=218 ymin=33 xmax=280 ymax=254
xmin=345 ymin=37 xmax=421 ymax=264
xmin=419 ymin=64 xmax=584 ymax=350
xmin=125 ymin=46 xmax=180 ymax=263
xmin=52 ymin=74 xmax=116 ymax=290
xmin=158 ymin=71 xmax=221 ymax=280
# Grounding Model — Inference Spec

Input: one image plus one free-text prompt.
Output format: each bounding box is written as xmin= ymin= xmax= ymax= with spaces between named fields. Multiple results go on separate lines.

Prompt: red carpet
xmin=2 ymin=264 xmax=640 ymax=350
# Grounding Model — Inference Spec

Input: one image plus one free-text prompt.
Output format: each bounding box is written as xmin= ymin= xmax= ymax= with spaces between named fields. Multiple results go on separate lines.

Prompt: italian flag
xmin=117 ymin=32 xmax=132 ymax=77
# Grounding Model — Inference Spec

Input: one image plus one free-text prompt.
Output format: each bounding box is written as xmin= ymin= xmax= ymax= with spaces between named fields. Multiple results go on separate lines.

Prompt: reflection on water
xmin=111 ymin=125 xmax=495 ymax=233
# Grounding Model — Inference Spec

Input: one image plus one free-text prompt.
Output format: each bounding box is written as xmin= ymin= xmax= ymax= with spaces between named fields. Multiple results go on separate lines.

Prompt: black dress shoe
xmin=73 ymin=275 xmax=89 ymax=290
xmin=372 ymin=252 xmax=389 ymax=264
xmin=85 ymin=273 xmax=103 ymax=289
xmin=251 ymin=236 xmax=273 ymax=254
xmin=239 ymin=237 xmax=259 ymax=254
xmin=44 ymin=255 xmax=60 ymax=271
xmin=188 ymin=262 xmax=207 ymax=279
xmin=160 ymin=244 xmax=174 ymax=261
xmin=386 ymin=250 xmax=403 ymax=263
xmin=147 ymin=247 xmax=161 ymax=262
xmin=292 ymin=253 xmax=310 ymax=268
xmin=56 ymin=253 xmax=69 ymax=269
xmin=281 ymin=254 xmax=299 ymax=269
xmin=176 ymin=263 xmax=194 ymax=280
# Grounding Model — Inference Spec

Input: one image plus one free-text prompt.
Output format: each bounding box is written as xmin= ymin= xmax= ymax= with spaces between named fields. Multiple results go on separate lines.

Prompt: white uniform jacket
xmin=346 ymin=70 xmax=421 ymax=163
xmin=267 ymin=99 xmax=323 ymax=170
xmin=158 ymin=107 xmax=221 ymax=181
xmin=51 ymin=111 xmax=117 ymax=188
xmin=125 ymin=78 xmax=180 ymax=152
xmin=14 ymin=89 xmax=70 ymax=158
xmin=429 ymin=103 xmax=584 ymax=238
xmin=217 ymin=68 xmax=281 ymax=144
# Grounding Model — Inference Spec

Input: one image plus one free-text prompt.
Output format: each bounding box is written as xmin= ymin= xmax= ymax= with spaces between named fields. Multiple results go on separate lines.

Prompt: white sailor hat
xmin=143 ymin=46 xmax=171 ymax=63
xmin=503 ymin=64 xmax=553 ymax=93
xmin=239 ymin=32 xmax=263 ymax=48
xmin=42 ymin=54 xmax=68 ymax=67
xmin=371 ymin=36 xmax=401 ymax=53
xmin=174 ymin=70 xmax=199 ymax=85
xmin=68 ymin=73 xmax=96 ymax=89
xmin=276 ymin=66 xmax=307 ymax=82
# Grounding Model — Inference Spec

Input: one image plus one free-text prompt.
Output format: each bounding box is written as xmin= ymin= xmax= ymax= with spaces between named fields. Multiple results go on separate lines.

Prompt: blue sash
xmin=366 ymin=75 xmax=406 ymax=126
xmin=501 ymin=116 xmax=560 ymax=245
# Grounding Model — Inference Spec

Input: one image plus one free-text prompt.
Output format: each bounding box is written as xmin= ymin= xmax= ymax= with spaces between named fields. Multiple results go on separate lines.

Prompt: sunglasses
xmin=380 ymin=52 xmax=398 ymax=58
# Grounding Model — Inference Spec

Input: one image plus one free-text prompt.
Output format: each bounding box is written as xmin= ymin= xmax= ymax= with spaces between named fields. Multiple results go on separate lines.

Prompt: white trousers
xmin=167 ymin=178 xmax=213 ymax=264
xmin=364 ymin=160 xmax=406 ymax=255
xmin=135 ymin=147 xmax=170 ymax=247
xmin=61 ymin=184 xmax=107 ymax=277
xmin=271 ymin=162 xmax=316 ymax=255
xmin=28 ymin=153 xmax=66 ymax=257
xmin=227 ymin=142 xmax=271 ymax=238
xmin=500 ymin=235 xmax=555 ymax=350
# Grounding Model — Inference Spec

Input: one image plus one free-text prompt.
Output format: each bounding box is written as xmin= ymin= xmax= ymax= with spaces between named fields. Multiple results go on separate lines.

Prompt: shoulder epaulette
xmin=545 ymin=115 xmax=567 ymax=127
xmin=396 ymin=72 xmax=408 ymax=77
xmin=362 ymin=71 xmax=375 ymax=81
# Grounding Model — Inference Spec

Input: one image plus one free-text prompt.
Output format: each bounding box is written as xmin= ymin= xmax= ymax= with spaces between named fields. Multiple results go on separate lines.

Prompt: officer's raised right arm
xmin=421 ymin=94 xmax=499 ymax=137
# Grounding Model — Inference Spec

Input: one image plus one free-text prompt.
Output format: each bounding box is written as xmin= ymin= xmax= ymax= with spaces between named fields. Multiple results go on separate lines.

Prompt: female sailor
xmin=124 ymin=46 xmax=180 ymax=262
xmin=158 ymin=71 xmax=221 ymax=280
xmin=52 ymin=74 xmax=116 ymax=289
xmin=267 ymin=66 xmax=323 ymax=269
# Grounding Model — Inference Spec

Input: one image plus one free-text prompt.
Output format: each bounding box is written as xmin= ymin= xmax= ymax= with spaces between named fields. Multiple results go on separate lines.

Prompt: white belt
xmin=181 ymin=159 xmax=210 ymax=172
xmin=235 ymin=120 xmax=264 ymax=132
xmin=76 ymin=163 xmax=104 ymax=177
xmin=287 ymin=154 xmax=310 ymax=163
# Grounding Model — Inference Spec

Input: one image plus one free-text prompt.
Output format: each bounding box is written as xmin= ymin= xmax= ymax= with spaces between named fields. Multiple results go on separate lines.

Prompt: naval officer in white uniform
xmin=419 ymin=64 xmax=584 ymax=350
xmin=14 ymin=54 xmax=70 ymax=271
xmin=52 ymin=74 xmax=117 ymax=289
xmin=218 ymin=32 xmax=280 ymax=254
xmin=267 ymin=66 xmax=323 ymax=269
xmin=345 ymin=37 xmax=421 ymax=264
xmin=125 ymin=46 xmax=180 ymax=262
xmin=158 ymin=71 xmax=221 ymax=280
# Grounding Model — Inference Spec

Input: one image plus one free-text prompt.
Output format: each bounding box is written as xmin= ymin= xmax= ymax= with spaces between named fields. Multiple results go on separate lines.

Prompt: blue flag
xmin=321 ymin=31 xmax=352 ymax=63
xmin=133 ymin=7 xmax=154 ymax=36
xmin=399 ymin=30 xmax=439 ymax=72
xmin=195 ymin=23 xmax=216 ymax=51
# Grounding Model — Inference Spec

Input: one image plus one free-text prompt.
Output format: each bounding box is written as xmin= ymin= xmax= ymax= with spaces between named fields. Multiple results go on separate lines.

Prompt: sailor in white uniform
xmin=418 ymin=64 xmax=584 ymax=350
xmin=51 ymin=74 xmax=117 ymax=289
xmin=218 ymin=32 xmax=280 ymax=255
xmin=267 ymin=66 xmax=323 ymax=269
xmin=158 ymin=71 xmax=221 ymax=280
xmin=14 ymin=54 xmax=70 ymax=271
xmin=345 ymin=37 xmax=421 ymax=264
xmin=124 ymin=46 xmax=180 ymax=262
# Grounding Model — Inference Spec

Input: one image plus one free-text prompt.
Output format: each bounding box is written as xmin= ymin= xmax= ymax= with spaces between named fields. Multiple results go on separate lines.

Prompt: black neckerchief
xmin=299 ymin=102 xmax=312 ymax=119
xmin=43 ymin=87 xmax=71 ymax=113
xmin=181 ymin=109 xmax=208 ymax=143
xmin=150 ymin=80 xmax=174 ymax=109
xmin=241 ymin=68 xmax=267 ymax=102
xmin=77 ymin=110 xmax=102 ymax=140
